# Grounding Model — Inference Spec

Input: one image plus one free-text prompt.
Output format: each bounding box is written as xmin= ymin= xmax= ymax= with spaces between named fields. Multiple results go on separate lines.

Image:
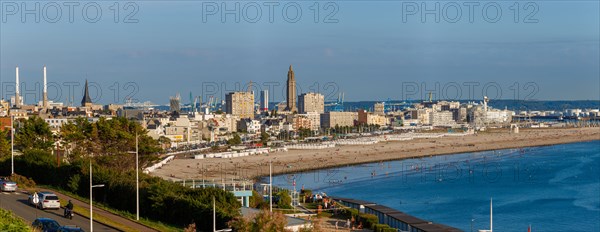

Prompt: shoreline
xmin=152 ymin=127 xmax=600 ymax=181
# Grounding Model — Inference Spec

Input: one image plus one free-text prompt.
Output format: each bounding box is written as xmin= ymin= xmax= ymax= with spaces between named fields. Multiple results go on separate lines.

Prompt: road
xmin=0 ymin=191 xmax=117 ymax=231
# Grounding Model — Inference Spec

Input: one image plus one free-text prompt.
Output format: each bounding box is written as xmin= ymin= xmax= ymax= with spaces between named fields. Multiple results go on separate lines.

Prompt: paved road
xmin=0 ymin=191 xmax=116 ymax=231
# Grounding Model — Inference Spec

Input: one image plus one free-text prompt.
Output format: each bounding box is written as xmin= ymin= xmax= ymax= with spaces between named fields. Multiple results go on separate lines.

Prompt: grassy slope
xmin=0 ymin=208 xmax=32 ymax=232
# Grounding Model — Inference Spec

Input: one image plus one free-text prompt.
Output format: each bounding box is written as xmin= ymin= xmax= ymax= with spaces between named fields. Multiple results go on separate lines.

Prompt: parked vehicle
xmin=57 ymin=225 xmax=85 ymax=232
xmin=29 ymin=192 xmax=61 ymax=209
xmin=0 ymin=177 xmax=17 ymax=192
xmin=32 ymin=218 xmax=61 ymax=232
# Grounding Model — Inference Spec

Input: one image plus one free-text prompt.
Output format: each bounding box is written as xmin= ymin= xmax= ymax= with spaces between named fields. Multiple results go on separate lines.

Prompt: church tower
xmin=285 ymin=65 xmax=297 ymax=112
xmin=81 ymin=80 xmax=93 ymax=107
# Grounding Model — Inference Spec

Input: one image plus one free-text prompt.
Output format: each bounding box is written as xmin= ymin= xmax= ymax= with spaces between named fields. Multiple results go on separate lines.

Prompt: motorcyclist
xmin=65 ymin=200 xmax=74 ymax=217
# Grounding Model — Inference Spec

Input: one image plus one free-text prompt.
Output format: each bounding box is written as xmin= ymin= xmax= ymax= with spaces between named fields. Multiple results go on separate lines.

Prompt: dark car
xmin=32 ymin=218 xmax=61 ymax=232
xmin=57 ymin=225 xmax=85 ymax=232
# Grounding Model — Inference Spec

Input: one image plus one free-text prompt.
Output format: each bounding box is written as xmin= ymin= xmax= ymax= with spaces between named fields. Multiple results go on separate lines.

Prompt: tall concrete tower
xmin=285 ymin=65 xmax=297 ymax=112
xmin=43 ymin=66 xmax=48 ymax=109
xmin=15 ymin=66 xmax=21 ymax=108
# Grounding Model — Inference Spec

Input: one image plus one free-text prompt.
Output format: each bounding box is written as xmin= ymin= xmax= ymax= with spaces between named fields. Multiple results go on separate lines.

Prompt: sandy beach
xmin=152 ymin=127 xmax=599 ymax=181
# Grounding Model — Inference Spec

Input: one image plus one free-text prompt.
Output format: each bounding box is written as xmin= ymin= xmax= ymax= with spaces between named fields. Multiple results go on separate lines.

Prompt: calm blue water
xmin=271 ymin=141 xmax=600 ymax=231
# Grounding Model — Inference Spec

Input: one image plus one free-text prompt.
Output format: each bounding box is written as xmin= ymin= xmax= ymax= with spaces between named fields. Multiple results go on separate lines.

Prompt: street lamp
xmin=11 ymin=115 xmax=14 ymax=175
xmin=128 ymin=133 xmax=139 ymax=221
xmin=3 ymin=115 xmax=15 ymax=175
xmin=89 ymin=157 xmax=104 ymax=232
xmin=269 ymin=160 xmax=272 ymax=213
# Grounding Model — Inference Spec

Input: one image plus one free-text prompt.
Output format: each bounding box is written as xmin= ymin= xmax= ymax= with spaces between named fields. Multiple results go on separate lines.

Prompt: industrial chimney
xmin=43 ymin=66 xmax=48 ymax=109
xmin=15 ymin=66 xmax=21 ymax=108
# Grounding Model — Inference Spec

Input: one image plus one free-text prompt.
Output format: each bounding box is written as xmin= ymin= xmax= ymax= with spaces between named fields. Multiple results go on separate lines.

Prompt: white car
xmin=29 ymin=192 xmax=61 ymax=209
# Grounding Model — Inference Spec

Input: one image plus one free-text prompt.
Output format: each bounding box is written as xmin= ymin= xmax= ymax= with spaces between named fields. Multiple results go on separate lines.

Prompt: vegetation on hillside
xmin=0 ymin=208 xmax=30 ymax=232
xmin=0 ymin=116 xmax=241 ymax=231
xmin=0 ymin=129 xmax=10 ymax=158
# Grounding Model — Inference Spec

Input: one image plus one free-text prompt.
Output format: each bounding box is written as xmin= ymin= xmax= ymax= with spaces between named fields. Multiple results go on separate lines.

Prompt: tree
xmin=158 ymin=136 xmax=171 ymax=149
xmin=228 ymin=133 xmax=242 ymax=145
xmin=250 ymin=190 xmax=268 ymax=209
xmin=60 ymin=117 xmax=161 ymax=170
xmin=0 ymin=130 xmax=10 ymax=159
xmin=229 ymin=209 xmax=289 ymax=232
xmin=15 ymin=116 xmax=54 ymax=152
xmin=300 ymin=189 xmax=312 ymax=203
xmin=276 ymin=189 xmax=292 ymax=209
xmin=260 ymin=131 xmax=269 ymax=145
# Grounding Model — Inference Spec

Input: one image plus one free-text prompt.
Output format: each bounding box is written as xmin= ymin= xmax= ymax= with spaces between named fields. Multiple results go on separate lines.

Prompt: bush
xmin=276 ymin=189 xmax=292 ymax=209
xmin=0 ymin=208 xmax=30 ymax=231
xmin=358 ymin=213 xmax=379 ymax=229
xmin=300 ymin=189 xmax=312 ymax=203
xmin=67 ymin=174 xmax=80 ymax=192
xmin=9 ymin=173 xmax=36 ymax=189
xmin=340 ymin=208 xmax=359 ymax=219
xmin=249 ymin=190 xmax=265 ymax=209
xmin=373 ymin=223 xmax=397 ymax=232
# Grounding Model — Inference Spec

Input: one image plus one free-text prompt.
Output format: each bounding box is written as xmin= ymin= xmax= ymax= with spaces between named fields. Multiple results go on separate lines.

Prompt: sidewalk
xmin=37 ymin=188 xmax=159 ymax=232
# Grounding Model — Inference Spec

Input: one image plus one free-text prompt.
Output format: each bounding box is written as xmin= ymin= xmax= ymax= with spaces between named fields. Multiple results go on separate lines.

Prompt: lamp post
xmin=213 ymin=196 xmax=216 ymax=232
xmin=10 ymin=115 xmax=14 ymax=175
xmin=4 ymin=115 xmax=15 ymax=175
xmin=89 ymin=157 xmax=105 ymax=232
xmin=128 ymin=133 xmax=140 ymax=221
xmin=269 ymin=160 xmax=272 ymax=213
xmin=135 ymin=133 xmax=139 ymax=221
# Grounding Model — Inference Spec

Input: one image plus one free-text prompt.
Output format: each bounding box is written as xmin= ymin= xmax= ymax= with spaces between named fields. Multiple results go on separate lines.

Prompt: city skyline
xmin=1 ymin=1 xmax=599 ymax=104
xmin=2 ymin=64 xmax=600 ymax=106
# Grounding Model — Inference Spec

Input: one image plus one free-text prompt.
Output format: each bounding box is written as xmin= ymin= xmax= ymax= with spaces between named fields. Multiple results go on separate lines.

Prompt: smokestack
xmin=43 ymin=65 xmax=48 ymax=109
xmin=15 ymin=66 xmax=21 ymax=108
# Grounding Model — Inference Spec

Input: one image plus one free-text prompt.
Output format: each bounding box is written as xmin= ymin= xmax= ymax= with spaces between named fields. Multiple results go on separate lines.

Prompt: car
xmin=0 ymin=177 xmax=17 ymax=192
xmin=29 ymin=192 xmax=61 ymax=209
xmin=32 ymin=218 xmax=61 ymax=232
xmin=57 ymin=225 xmax=85 ymax=232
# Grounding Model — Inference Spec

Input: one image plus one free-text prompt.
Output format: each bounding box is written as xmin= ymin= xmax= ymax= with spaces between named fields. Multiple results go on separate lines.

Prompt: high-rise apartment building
xmin=226 ymin=92 xmax=255 ymax=119
xmin=298 ymin=92 xmax=324 ymax=114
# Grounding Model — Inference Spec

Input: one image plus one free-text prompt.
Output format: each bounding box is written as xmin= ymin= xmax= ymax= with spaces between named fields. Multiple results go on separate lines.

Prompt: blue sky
xmin=1 ymin=1 xmax=598 ymax=105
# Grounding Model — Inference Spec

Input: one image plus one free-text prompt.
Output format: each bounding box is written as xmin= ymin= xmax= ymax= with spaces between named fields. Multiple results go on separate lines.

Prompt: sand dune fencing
xmin=333 ymin=138 xmax=379 ymax=145
xmin=380 ymin=132 xmax=472 ymax=141
xmin=194 ymin=147 xmax=273 ymax=159
xmin=286 ymin=143 xmax=336 ymax=150
xmin=144 ymin=155 xmax=175 ymax=174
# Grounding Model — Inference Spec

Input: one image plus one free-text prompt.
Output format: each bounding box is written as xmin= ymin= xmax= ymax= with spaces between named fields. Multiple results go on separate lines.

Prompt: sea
xmin=271 ymin=141 xmax=600 ymax=232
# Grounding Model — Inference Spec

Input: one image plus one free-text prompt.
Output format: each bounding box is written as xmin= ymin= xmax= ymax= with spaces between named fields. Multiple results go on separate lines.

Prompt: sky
xmin=1 ymin=1 xmax=599 ymax=105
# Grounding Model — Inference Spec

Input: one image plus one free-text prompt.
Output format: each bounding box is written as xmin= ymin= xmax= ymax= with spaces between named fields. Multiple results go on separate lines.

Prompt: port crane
xmin=325 ymin=92 xmax=345 ymax=112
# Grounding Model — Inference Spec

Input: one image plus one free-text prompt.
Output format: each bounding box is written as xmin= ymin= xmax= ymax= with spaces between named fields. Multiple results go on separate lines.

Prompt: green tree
xmin=0 ymin=130 xmax=10 ymax=159
xmin=228 ymin=133 xmax=242 ymax=145
xmin=157 ymin=136 xmax=171 ymax=148
xmin=15 ymin=116 xmax=54 ymax=152
xmin=260 ymin=131 xmax=269 ymax=145
xmin=229 ymin=209 xmax=289 ymax=232
xmin=276 ymin=189 xmax=292 ymax=209
xmin=249 ymin=190 xmax=267 ymax=209
xmin=59 ymin=117 xmax=161 ymax=170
